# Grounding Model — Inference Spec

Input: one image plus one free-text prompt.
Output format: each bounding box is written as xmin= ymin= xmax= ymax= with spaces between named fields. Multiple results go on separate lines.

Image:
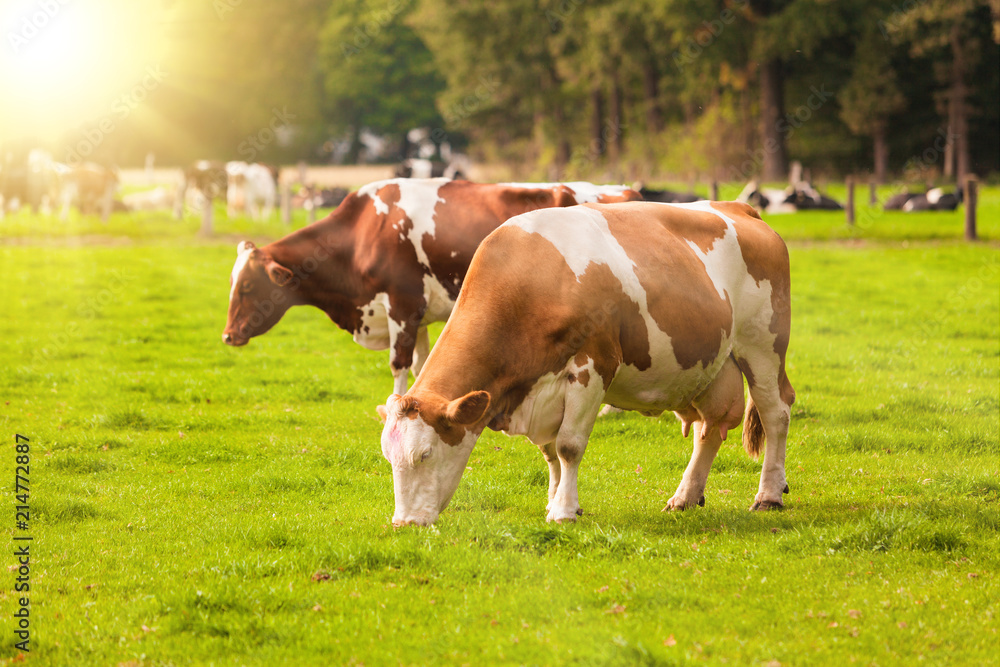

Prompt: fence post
xmin=305 ymin=198 xmax=315 ymax=225
xmin=845 ymin=176 xmax=855 ymax=226
xmin=869 ymin=179 xmax=877 ymax=206
xmin=964 ymin=175 xmax=978 ymax=241
xmin=200 ymin=194 xmax=213 ymax=236
xmin=710 ymin=180 xmax=719 ymax=201
xmin=281 ymin=183 xmax=291 ymax=226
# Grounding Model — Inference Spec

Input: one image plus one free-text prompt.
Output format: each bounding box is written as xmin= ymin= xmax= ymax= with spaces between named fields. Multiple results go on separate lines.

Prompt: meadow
xmin=0 ymin=189 xmax=997 ymax=665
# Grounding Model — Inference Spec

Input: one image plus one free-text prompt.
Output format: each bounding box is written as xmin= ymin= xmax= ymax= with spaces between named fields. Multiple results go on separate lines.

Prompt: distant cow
xmin=226 ymin=161 xmax=277 ymax=219
xmin=293 ymin=185 xmax=350 ymax=210
xmin=376 ymin=200 xmax=794 ymax=526
xmin=635 ymin=185 xmax=703 ymax=203
xmin=884 ymin=188 xmax=962 ymax=212
xmin=737 ymin=180 xmax=841 ymax=214
xmin=57 ymin=162 xmax=118 ymax=217
xmin=183 ymin=160 xmax=228 ymax=208
xmin=394 ymin=157 xmax=467 ymax=181
xmin=223 ymin=179 xmax=641 ymax=394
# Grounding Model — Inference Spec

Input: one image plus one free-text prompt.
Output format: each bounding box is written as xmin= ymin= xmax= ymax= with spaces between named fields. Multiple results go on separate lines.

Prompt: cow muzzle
xmin=221 ymin=331 xmax=248 ymax=346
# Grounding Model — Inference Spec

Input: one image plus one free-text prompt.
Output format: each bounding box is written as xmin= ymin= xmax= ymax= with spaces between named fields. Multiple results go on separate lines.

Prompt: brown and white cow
xmin=376 ymin=200 xmax=795 ymax=526
xmin=223 ymin=178 xmax=640 ymax=394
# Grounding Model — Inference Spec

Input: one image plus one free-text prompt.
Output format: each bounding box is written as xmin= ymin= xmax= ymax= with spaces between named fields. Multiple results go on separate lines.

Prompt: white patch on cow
xmin=450 ymin=250 xmax=458 ymax=258
xmin=356 ymin=178 xmax=450 ymax=269
xmin=353 ymin=292 xmax=392 ymax=351
xmin=505 ymin=355 xmax=602 ymax=446
xmin=229 ymin=244 xmax=254 ymax=301
xmin=505 ymin=206 xmax=614 ymax=279
xmin=421 ymin=273 xmax=456 ymax=324
xmin=926 ymin=187 xmax=943 ymax=205
xmin=499 ymin=182 xmax=632 ymax=203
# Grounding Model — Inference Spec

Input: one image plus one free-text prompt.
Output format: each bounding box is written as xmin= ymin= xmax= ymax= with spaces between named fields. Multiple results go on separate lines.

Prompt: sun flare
xmin=0 ymin=0 xmax=167 ymax=142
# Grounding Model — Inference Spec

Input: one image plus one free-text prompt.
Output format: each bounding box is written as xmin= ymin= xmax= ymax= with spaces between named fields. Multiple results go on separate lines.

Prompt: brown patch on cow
xmin=575 ymin=369 xmax=591 ymax=387
xmin=618 ymin=201 xmax=729 ymax=254
xmin=600 ymin=206 xmax=733 ymax=370
xmin=733 ymin=355 xmax=756 ymax=388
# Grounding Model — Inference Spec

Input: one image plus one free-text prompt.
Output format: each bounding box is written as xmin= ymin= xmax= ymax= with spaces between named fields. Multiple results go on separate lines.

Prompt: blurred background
xmin=0 ymin=0 xmax=997 ymax=186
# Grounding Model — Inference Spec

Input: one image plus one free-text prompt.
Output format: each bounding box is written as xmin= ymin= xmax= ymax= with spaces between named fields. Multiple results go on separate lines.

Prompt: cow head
xmin=376 ymin=391 xmax=491 ymax=526
xmin=222 ymin=241 xmax=296 ymax=346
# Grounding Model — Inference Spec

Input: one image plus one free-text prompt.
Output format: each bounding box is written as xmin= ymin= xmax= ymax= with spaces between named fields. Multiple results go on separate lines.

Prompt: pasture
xmin=1 ymin=194 xmax=998 ymax=665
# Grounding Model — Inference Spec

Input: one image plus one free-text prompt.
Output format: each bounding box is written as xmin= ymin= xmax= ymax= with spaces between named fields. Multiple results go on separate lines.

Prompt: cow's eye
xmin=420 ymin=449 xmax=432 ymax=463
xmin=239 ymin=281 xmax=253 ymax=293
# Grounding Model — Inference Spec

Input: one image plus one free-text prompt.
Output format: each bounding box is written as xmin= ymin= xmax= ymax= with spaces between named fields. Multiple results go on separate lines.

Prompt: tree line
xmin=61 ymin=0 xmax=1000 ymax=183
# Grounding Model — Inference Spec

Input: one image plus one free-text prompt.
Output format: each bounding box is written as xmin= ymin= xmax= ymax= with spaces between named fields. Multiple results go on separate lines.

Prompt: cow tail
xmin=742 ymin=395 xmax=765 ymax=459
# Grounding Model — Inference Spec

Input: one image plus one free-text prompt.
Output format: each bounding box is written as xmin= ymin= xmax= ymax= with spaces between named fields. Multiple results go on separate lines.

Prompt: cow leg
xmin=547 ymin=363 xmax=605 ymax=523
xmin=387 ymin=314 xmax=419 ymax=396
xmin=537 ymin=441 xmax=562 ymax=511
xmin=667 ymin=357 xmax=745 ymax=510
xmin=747 ymin=368 xmax=794 ymax=510
xmin=411 ymin=326 xmax=430 ymax=378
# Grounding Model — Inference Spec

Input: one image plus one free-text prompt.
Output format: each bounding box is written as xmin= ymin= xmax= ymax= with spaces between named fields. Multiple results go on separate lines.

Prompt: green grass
xmin=0 ymin=198 xmax=998 ymax=665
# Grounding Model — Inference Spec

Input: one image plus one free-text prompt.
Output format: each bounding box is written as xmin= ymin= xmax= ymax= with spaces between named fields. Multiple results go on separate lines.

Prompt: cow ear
xmin=377 ymin=394 xmax=401 ymax=423
xmin=237 ymin=240 xmax=255 ymax=254
xmin=446 ymin=391 xmax=490 ymax=426
xmin=265 ymin=258 xmax=293 ymax=286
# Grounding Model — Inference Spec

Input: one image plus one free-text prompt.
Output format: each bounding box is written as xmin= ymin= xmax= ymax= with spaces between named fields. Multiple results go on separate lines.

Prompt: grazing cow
xmin=376 ymin=200 xmax=794 ymax=526
xmin=226 ymin=161 xmax=277 ymax=219
xmin=223 ymin=179 xmax=641 ymax=394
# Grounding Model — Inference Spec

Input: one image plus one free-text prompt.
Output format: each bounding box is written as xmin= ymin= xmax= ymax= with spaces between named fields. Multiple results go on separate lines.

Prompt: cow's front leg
xmin=411 ymin=326 xmax=430 ymax=378
xmin=546 ymin=363 xmax=604 ymax=523
xmin=388 ymin=316 xmax=420 ymax=396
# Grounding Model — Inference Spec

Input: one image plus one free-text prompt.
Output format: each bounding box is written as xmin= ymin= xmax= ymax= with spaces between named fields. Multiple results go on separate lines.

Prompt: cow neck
xmin=264 ymin=209 xmax=364 ymax=323
xmin=409 ymin=301 xmax=567 ymax=430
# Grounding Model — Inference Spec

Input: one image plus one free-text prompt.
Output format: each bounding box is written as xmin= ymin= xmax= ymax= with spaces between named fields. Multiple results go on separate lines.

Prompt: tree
xmin=891 ymin=0 xmax=994 ymax=181
xmin=839 ymin=29 xmax=907 ymax=183
xmin=319 ymin=0 xmax=444 ymax=162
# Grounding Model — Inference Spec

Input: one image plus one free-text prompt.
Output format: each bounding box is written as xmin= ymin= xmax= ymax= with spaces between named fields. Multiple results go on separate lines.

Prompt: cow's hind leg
xmin=734 ymin=347 xmax=795 ymax=511
xmin=666 ymin=357 xmax=745 ymax=510
xmin=744 ymin=365 xmax=794 ymax=510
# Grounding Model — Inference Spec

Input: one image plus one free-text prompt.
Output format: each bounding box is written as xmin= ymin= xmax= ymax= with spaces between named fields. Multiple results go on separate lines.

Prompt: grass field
xmin=1 ymin=190 xmax=998 ymax=665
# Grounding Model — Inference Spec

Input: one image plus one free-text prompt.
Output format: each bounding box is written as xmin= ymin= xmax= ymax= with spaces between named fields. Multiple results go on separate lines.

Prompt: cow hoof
xmin=547 ymin=508 xmax=580 ymax=523
xmin=576 ymin=507 xmax=584 ymax=516
xmin=749 ymin=499 xmax=784 ymax=511
xmin=783 ymin=484 xmax=790 ymax=494
xmin=664 ymin=496 xmax=701 ymax=511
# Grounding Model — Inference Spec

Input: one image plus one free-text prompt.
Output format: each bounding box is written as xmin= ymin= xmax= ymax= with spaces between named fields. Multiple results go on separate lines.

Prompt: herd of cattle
xmin=0 ymin=149 xmax=964 ymax=222
xmin=223 ymin=178 xmax=796 ymax=526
